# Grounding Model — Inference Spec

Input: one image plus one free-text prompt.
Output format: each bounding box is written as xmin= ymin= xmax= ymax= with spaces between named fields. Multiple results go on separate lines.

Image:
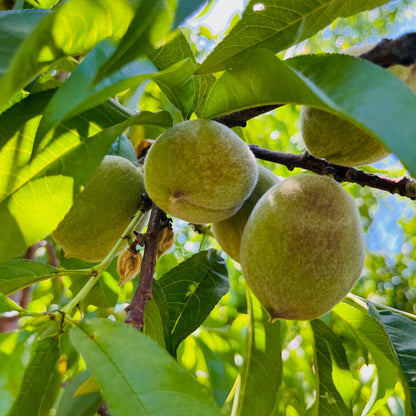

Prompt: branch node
xmin=300 ymin=151 xmax=310 ymax=162
xmin=321 ymin=164 xmax=335 ymax=177
xmin=405 ymin=177 xmax=416 ymax=199
xmin=345 ymin=168 xmax=360 ymax=183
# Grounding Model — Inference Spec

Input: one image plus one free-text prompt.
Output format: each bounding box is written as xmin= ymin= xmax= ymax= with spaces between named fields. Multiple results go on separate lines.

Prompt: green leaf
xmin=150 ymin=29 xmax=197 ymax=71
xmin=157 ymin=249 xmax=229 ymax=354
xmin=0 ymin=0 xmax=134 ymax=107
xmin=97 ymin=0 xmax=197 ymax=79
xmin=155 ymin=59 xmax=197 ymax=118
xmin=155 ymin=29 xmax=217 ymax=118
xmin=55 ymin=371 xmax=102 ymax=416
xmin=195 ymin=337 xmax=229 ymax=406
xmin=36 ymin=39 xmax=158 ymax=141
xmin=0 ymin=260 xmax=59 ymax=296
xmin=0 ymin=293 xmax=23 ymax=314
xmin=333 ymin=299 xmax=398 ymax=411
xmin=0 ymin=89 xmax=30 ymax=115
xmin=69 ymin=272 xmax=119 ymax=309
xmin=25 ymin=0 xmax=58 ymax=8
xmin=203 ymin=49 xmax=416 ymax=177
xmin=108 ymin=134 xmax=138 ymax=165
xmin=203 ymin=49 xmax=321 ymax=118
xmin=0 ymin=10 xmax=49 ymax=81
xmin=196 ymin=0 xmax=391 ymax=74
xmin=0 ymin=331 xmax=34 ymax=414
xmin=308 ymin=319 xmax=354 ymax=416
xmin=95 ymin=0 xmax=165 ymax=81
xmin=96 ymin=5 xmax=209 ymax=106
xmin=6 ymin=336 xmax=61 ymax=416
xmin=172 ymin=0 xmax=207 ymax=27
xmin=368 ymin=305 xmax=416 ymax=416
xmin=74 ymin=375 xmax=101 ymax=396
xmin=233 ymin=289 xmax=282 ymax=416
xmin=194 ymin=72 xmax=217 ymax=118
xmin=121 ymin=109 xmax=173 ymax=129
xmin=144 ymin=280 xmax=171 ymax=350
xmin=149 ymin=29 xmax=199 ymax=118
xmin=38 ymin=365 xmax=62 ymax=416
xmin=99 ymin=272 xmax=120 ymax=308
xmin=0 ymin=90 xmax=169 ymax=263
xmin=70 ymin=318 xmax=222 ymax=416
xmin=143 ymin=298 xmax=166 ymax=349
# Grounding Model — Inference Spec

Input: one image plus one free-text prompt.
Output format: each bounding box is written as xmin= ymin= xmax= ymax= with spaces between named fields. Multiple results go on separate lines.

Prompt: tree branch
xmin=98 ymin=402 xmax=111 ymax=416
xmin=125 ymin=203 xmax=164 ymax=330
xmin=214 ymin=105 xmax=280 ymax=128
xmin=214 ymin=32 xmax=416 ymax=127
xmin=360 ymin=32 xmax=416 ymax=67
xmin=250 ymin=145 xmax=416 ymax=199
xmin=46 ymin=242 xmax=59 ymax=267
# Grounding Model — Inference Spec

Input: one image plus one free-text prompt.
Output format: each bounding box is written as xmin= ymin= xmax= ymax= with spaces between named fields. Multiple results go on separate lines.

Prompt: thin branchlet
xmin=250 ymin=146 xmax=416 ymax=200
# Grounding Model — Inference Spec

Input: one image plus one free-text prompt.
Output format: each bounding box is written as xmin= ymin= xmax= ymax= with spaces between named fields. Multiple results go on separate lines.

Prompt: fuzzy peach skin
xmin=212 ymin=166 xmax=279 ymax=262
xmin=53 ymin=156 xmax=145 ymax=262
xmin=144 ymin=119 xmax=258 ymax=224
xmin=300 ymin=43 xmax=416 ymax=167
xmin=240 ymin=174 xmax=365 ymax=321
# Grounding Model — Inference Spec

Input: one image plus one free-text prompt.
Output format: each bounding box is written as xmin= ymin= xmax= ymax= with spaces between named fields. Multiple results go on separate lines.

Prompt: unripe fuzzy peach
xmin=212 ymin=166 xmax=279 ymax=262
xmin=53 ymin=156 xmax=145 ymax=262
xmin=300 ymin=43 xmax=416 ymax=167
xmin=240 ymin=174 xmax=365 ymax=321
xmin=144 ymin=119 xmax=258 ymax=224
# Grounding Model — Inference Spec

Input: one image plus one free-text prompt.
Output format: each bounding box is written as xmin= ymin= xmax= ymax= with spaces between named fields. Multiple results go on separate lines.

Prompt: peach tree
xmin=0 ymin=0 xmax=416 ymax=415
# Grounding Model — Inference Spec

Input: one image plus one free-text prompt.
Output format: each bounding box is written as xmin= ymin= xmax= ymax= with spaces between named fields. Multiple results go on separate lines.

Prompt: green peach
xmin=144 ymin=119 xmax=258 ymax=224
xmin=300 ymin=106 xmax=390 ymax=166
xmin=53 ymin=155 xmax=145 ymax=262
xmin=240 ymin=174 xmax=365 ymax=321
xmin=300 ymin=43 xmax=416 ymax=167
xmin=212 ymin=166 xmax=279 ymax=262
